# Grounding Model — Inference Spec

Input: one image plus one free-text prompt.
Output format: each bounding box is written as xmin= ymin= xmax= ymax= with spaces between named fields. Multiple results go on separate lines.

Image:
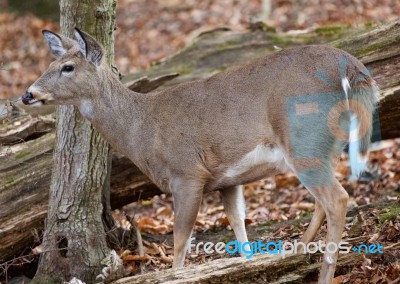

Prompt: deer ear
xmin=42 ymin=30 xmax=67 ymax=58
xmin=74 ymin=28 xmax=104 ymax=67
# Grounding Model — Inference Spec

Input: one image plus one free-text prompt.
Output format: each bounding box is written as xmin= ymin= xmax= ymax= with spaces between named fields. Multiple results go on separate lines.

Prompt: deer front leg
xmin=300 ymin=201 xmax=326 ymax=245
xmin=171 ymin=180 xmax=203 ymax=268
xmin=220 ymin=185 xmax=250 ymax=255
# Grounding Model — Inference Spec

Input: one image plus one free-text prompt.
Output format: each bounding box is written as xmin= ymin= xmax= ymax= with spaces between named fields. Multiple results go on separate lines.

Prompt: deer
xmin=22 ymin=28 xmax=377 ymax=283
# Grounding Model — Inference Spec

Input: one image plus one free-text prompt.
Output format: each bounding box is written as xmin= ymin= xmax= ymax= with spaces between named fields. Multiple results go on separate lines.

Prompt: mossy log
xmin=1 ymin=20 xmax=400 ymax=265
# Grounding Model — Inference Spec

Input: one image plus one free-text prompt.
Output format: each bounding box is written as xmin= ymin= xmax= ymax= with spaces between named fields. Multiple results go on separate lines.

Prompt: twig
xmin=134 ymin=223 xmax=146 ymax=273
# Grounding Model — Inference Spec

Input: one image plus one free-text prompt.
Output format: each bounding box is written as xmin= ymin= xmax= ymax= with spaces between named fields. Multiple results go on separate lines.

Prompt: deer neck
xmin=78 ymin=72 xmax=150 ymax=161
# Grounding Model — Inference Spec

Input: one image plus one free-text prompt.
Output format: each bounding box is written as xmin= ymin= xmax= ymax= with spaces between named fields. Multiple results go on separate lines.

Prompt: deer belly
xmin=222 ymin=144 xmax=289 ymax=184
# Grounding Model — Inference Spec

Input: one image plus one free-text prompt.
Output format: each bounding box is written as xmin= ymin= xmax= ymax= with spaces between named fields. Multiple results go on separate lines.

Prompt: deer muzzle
xmin=21 ymin=90 xmax=45 ymax=106
xmin=21 ymin=91 xmax=34 ymax=105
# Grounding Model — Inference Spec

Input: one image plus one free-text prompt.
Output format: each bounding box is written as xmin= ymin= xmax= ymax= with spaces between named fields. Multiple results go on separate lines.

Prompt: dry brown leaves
xmin=120 ymin=241 xmax=174 ymax=274
xmin=0 ymin=13 xmax=56 ymax=99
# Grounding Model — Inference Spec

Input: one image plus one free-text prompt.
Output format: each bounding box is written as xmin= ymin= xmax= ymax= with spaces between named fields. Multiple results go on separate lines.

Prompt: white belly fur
xmin=224 ymin=144 xmax=288 ymax=178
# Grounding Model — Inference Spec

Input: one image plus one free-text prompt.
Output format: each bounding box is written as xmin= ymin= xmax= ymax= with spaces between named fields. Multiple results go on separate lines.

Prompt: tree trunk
xmin=33 ymin=0 xmax=117 ymax=283
xmin=260 ymin=0 xmax=271 ymax=22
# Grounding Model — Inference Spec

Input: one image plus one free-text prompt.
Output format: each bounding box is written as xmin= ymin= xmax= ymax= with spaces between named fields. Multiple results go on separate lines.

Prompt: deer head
xmin=22 ymin=29 xmax=106 ymax=107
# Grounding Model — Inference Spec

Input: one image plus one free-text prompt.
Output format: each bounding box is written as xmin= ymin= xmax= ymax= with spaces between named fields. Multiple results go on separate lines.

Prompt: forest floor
xmin=0 ymin=0 xmax=400 ymax=283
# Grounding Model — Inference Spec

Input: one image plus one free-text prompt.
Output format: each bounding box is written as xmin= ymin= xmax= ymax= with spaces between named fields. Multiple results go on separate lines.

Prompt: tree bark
xmin=33 ymin=0 xmax=117 ymax=283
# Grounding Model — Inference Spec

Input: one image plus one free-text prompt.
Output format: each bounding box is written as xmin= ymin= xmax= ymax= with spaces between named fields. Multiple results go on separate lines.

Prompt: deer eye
xmin=61 ymin=65 xmax=74 ymax=73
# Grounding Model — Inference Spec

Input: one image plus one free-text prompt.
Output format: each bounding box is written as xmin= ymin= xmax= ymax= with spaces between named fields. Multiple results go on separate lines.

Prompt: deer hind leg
xmin=312 ymin=180 xmax=348 ymax=283
xmin=220 ymin=185 xmax=249 ymax=254
xmin=293 ymin=162 xmax=348 ymax=283
xmin=300 ymin=201 xmax=326 ymax=245
xmin=171 ymin=180 xmax=203 ymax=268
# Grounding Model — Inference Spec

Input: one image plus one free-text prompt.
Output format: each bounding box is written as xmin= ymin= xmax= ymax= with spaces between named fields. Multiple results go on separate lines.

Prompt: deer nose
xmin=22 ymin=90 xmax=34 ymax=105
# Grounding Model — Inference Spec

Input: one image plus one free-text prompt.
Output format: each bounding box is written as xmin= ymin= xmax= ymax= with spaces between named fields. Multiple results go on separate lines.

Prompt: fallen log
xmin=112 ymin=242 xmax=400 ymax=284
xmin=1 ymin=20 xmax=400 ymax=264
xmin=0 ymin=113 xmax=54 ymax=145
xmin=112 ymin=251 xmax=358 ymax=284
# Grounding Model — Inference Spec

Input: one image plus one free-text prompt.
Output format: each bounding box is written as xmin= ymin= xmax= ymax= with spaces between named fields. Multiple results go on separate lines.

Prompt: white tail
xmin=341 ymin=71 xmax=377 ymax=178
xmin=22 ymin=29 xmax=377 ymax=283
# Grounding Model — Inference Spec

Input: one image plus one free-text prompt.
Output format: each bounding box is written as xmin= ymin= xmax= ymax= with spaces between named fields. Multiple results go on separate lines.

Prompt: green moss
xmin=5 ymin=176 xmax=15 ymax=185
xmin=177 ymin=67 xmax=192 ymax=75
xmin=292 ymin=218 xmax=302 ymax=229
xmin=218 ymin=235 xmax=232 ymax=244
xmin=181 ymin=42 xmax=199 ymax=53
xmin=217 ymin=39 xmax=239 ymax=50
xmin=355 ymin=42 xmax=381 ymax=57
xmin=264 ymin=220 xmax=278 ymax=227
xmin=227 ymin=39 xmax=238 ymax=46
xmin=270 ymin=35 xmax=292 ymax=47
xmin=249 ymin=22 xmax=277 ymax=33
xmin=210 ymin=226 xmax=225 ymax=233
xmin=315 ymin=25 xmax=348 ymax=37
xmin=378 ymin=204 xmax=400 ymax=223
xmin=14 ymin=149 xmax=31 ymax=160
xmin=333 ymin=41 xmax=345 ymax=50
xmin=216 ymin=66 xmax=227 ymax=72
xmin=263 ymin=25 xmax=277 ymax=33
xmin=363 ymin=22 xmax=379 ymax=31
xmin=259 ymin=220 xmax=278 ymax=234
xmin=299 ymin=210 xmax=313 ymax=220
xmin=270 ymin=34 xmax=315 ymax=48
